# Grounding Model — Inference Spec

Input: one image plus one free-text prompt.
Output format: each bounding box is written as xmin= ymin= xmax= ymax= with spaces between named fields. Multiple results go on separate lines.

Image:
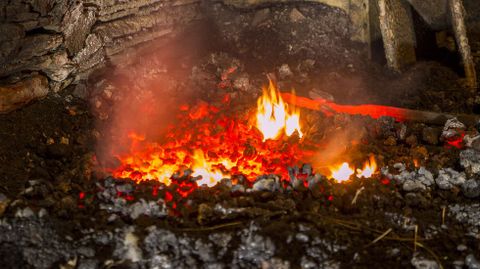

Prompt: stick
xmin=449 ymin=0 xmax=477 ymax=89
xmin=281 ymin=92 xmax=480 ymax=126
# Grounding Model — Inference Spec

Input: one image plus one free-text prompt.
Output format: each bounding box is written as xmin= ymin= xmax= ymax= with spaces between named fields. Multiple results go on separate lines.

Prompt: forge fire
xmin=1 ymin=0 xmax=480 ymax=269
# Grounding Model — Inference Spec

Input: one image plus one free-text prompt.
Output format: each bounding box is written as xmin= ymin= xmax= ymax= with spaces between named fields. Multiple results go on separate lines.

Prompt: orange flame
xmin=256 ymin=81 xmax=303 ymax=141
xmin=330 ymin=162 xmax=355 ymax=182
xmin=329 ymin=156 xmax=377 ymax=182
xmin=192 ymin=150 xmax=232 ymax=187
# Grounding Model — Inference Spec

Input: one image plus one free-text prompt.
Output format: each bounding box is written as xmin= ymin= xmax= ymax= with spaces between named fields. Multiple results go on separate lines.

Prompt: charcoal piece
xmin=403 ymin=179 xmax=426 ymax=192
xmin=411 ymin=255 xmax=439 ymax=269
xmin=422 ymin=127 xmax=440 ymax=145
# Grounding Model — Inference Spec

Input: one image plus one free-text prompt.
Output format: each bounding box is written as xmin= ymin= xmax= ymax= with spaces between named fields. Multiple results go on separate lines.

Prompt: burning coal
xmin=106 ymin=80 xmax=378 ymax=193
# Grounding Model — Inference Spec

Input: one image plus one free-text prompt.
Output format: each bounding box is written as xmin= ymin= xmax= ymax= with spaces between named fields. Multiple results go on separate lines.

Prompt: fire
xmin=356 ymin=156 xmax=377 ymax=178
xmin=329 ymin=156 xmax=377 ymax=182
xmin=109 ymin=82 xmax=307 ymax=194
xmin=256 ymin=80 xmax=303 ymax=141
xmin=330 ymin=162 xmax=354 ymax=182
xmin=191 ymin=150 xmax=231 ymax=187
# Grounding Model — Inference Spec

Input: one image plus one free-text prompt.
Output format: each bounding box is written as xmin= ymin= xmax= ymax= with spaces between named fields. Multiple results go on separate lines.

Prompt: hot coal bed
xmin=1 ymin=1 xmax=480 ymax=268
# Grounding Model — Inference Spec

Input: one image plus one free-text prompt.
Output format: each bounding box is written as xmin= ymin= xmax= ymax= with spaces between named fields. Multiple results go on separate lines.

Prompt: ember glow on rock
xmin=110 ymin=83 xmax=305 ymax=189
xmin=256 ymin=80 xmax=303 ymax=141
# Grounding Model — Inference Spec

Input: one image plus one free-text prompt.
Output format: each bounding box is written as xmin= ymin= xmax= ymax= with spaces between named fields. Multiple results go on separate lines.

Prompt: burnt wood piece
xmin=377 ymin=0 xmax=417 ymax=72
xmin=449 ymin=0 xmax=478 ymax=89
xmin=280 ymin=92 xmax=480 ymax=126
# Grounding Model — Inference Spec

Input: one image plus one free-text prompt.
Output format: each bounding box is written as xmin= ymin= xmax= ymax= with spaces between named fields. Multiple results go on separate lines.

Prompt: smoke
xmin=310 ymin=119 xmax=368 ymax=173
xmin=93 ymin=23 xmax=214 ymax=169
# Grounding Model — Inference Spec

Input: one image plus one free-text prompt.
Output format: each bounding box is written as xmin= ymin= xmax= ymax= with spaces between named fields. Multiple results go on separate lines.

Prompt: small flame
xmin=329 ymin=157 xmax=377 ymax=182
xmin=192 ymin=150 xmax=231 ymax=187
xmin=256 ymin=80 xmax=303 ymax=141
xmin=330 ymin=162 xmax=355 ymax=182
xmin=356 ymin=156 xmax=377 ymax=178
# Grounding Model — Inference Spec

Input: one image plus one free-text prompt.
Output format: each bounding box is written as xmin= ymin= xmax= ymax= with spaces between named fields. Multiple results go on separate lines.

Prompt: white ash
xmin=383 ymin=164 xmax=434 ymax=192
xmin=465 ymin=254 xmax=480 ymax=269
xmin=385 ymin=212 xmax=417 ymax=231
xmin=252 ymin=175 xmax=282 ymax=192
xmin=442 ymin=117 xmax=466 ymax=140
xmin=232 ymin=222 xmax=276 ymax=267
xmin=411 ymin=255 xmax=439 ymax=269
xmin=214 ymin=204 xmax=245 ymax=215
xmin=460 ymin=149 xmax=480 ymax=175
xmin=113 ymin=227 xmax=143 ymax=262
xmin=97 ymin=178 xmax=167 ymax=219
xmin=448 ymin=203 xmax=480 ymax=236
xmin=435 ymin=168 xmax=466 ymax=190
xmin=99 ymin=198 xmax=168 ymax=220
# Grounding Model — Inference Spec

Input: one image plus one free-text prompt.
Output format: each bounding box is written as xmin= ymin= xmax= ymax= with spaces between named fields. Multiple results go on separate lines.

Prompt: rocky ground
xmin=1 ymin=2 xmax=480 ymax=269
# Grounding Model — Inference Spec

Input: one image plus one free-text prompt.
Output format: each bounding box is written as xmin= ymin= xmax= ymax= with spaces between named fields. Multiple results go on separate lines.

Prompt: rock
xmin=278 ymin=64 xmax=293 ymax=79
xmin=289 ymin=8 xmax=306 ymax=22
xmin=422 ymin=127 xmax=440 ymax=145
xmin=252 ymin=176 xmax=281 ymax=192
xmin=441 ymin=117 xmax=465 ymax=140
xmin=403 ymin=179 xmax=426 ymax=192
xmin=465 ymin=254 xmax=480 ymax=269
xmin=417 ymin=167 xmax=434 ymax=186
xmin=456 ymin=244 xmax=468 ymax=251
xmin=0 ymin=193 xmax=10 ymax=217
xmin=411 ymin=256 xmax=439 ymax=269
xmin=0 ymin=75 xmax=49 ymax=113
xmin=464 ymin=134 xmax=480 ymax=151
xmin=462 ymin=179 xmax=480 ymax=198
xmin=15 ymin=207 xmax=35 ymax=218
xmin=435 ymin=168 xmax=466 ymax=190
xmin=62 ymin=3 xmax=96 ymax=56
xmin=460 ymin=149 xmax=480 ymax=175
xmin=251 ymin=8 xmax=270 ymax=26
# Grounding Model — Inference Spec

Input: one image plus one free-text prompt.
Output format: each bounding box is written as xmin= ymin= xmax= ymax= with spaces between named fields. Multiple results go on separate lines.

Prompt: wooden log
xmin=281 ymin=92 xmax=480 ymax=126
xmin=377 ymin=0 xmax=417 ymax=72
xmin=448 ymin=0 xmax=477 ymax=89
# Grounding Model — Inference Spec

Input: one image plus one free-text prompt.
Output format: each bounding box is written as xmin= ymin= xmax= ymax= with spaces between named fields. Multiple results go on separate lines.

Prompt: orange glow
xmin=109 ymin=83 xmax=308 ymax=195
xmin=256 ymin=80 xmax=303 ymax=141
xmin=329 ymin=157 xmax=378 ymax=182
xmin=330 ymin=162 xmax=355 ymax=182
xmin=192 ymin=150 xmax=232 ymax=187
xmin=356 ymin=156 xmax=377 ymax=178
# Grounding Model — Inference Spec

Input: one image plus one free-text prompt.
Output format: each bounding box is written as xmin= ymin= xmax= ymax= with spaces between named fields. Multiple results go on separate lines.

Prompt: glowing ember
xmin=256 ymin=80 xmax=303 ymax=141
xmin=330 ymin=162 xmax=355 ymax=182
xmin=109 ymin=82 xmax=306 ymax=193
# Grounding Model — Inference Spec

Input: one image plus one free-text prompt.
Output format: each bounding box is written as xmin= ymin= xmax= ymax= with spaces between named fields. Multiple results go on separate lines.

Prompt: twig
xmin=365 ymin=228 xmax=392 ymax=248
xmin=178 ymin=221 xmax=243 ymax=232
xmin=441 ymin=206 xmax=446 ymax=226
xmin=415 ymin=242 xmax=444 ymax=269
xmin=351 ymin=186 xmax=365 ymax=205
xmin=414 ymin=225 xmax=418 ymax=252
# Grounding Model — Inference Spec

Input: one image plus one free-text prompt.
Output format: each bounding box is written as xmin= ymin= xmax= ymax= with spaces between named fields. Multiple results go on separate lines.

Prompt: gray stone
xmin=403 ymin=179 xmax=426 ymax=192
xmin=460 ymin=149 xmax=480 ymax=175
xmin=411 ymin=256 xmax=439 ymax=269
xmin=435 ymin=168 xmax=466 ymax=190
xmin=278 ymin=64 xmax=293 ymax=79
xmin=462 ymin=179 xmax=480 ymax=198
xmin=466 ymin=254 xmax=480 ymax=269
xmin=417 ymin=167 xmax=434 ymax=186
